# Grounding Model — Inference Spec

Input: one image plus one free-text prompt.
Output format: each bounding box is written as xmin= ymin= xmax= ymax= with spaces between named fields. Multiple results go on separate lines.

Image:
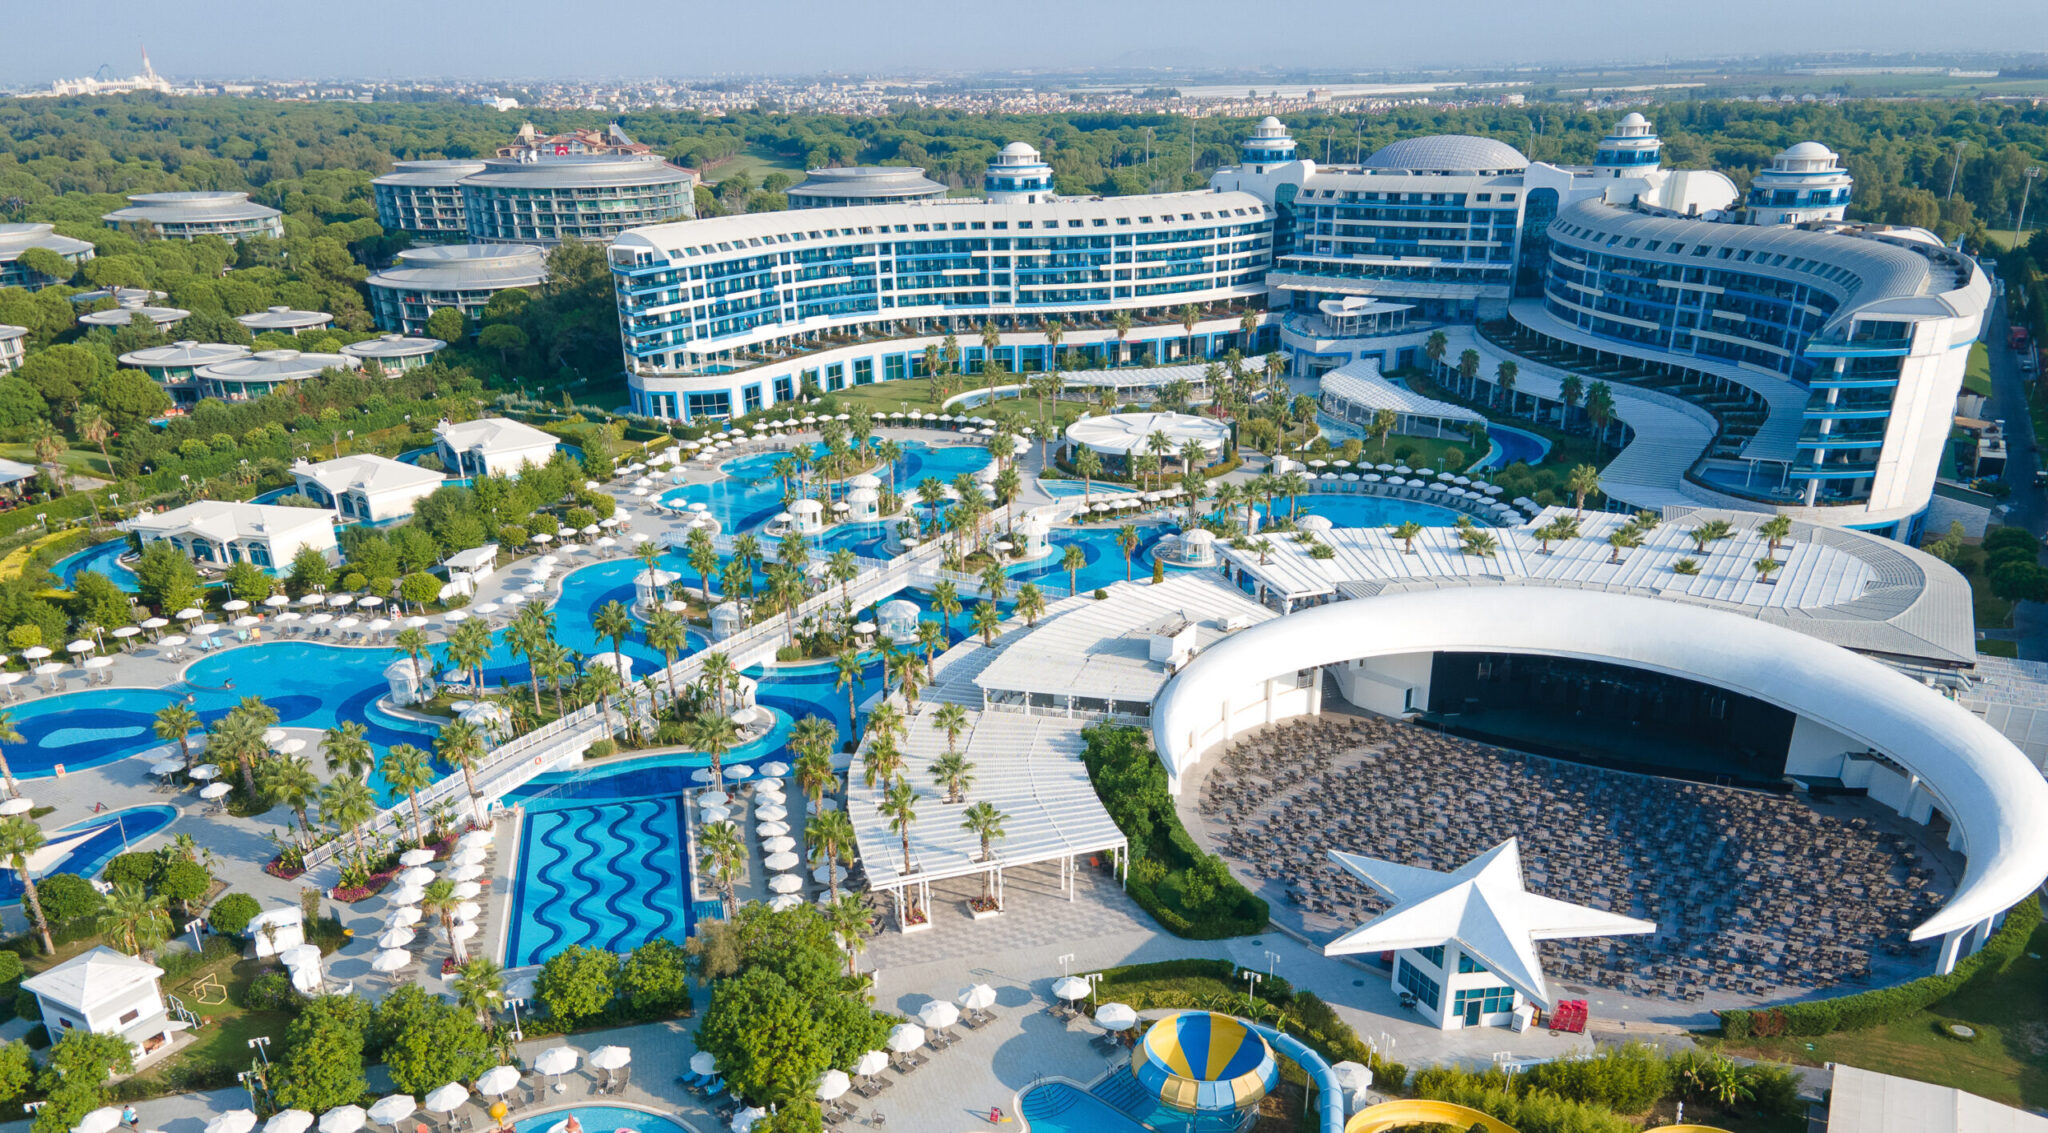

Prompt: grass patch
xmin=1965 ymin=341 xmax=1994 ymax=398
xmin=698 ymin=144 xmax=806 ymax=185
xmin=1978 ymin=637 xmax=2020 ymax=658
xmin=0 ymin=444 xmax=113 ymax=481
xmin=1712 ymin=920 xmax=2048 ymax=1109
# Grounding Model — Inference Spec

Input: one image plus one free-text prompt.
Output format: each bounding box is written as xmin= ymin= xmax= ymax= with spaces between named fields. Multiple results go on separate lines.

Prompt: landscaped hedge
xmin=1719 ymin=894 xmax=2040 ymax=1039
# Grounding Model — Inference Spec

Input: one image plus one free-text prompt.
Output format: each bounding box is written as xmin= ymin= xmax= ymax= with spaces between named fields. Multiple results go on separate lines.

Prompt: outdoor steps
xmin=1019 ymin=1083 xmax=1083 ymax=1121
xmin=1091 ymin=1070 xmax=1152 ymax=1118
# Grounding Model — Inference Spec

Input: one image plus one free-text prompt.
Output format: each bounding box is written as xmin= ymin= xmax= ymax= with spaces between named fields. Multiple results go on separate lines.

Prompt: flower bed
xmin=332 ymin=867 xmax=399 ymax=903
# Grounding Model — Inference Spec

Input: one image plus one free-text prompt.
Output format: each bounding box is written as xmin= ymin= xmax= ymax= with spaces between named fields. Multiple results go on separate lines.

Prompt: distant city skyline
xmin=5 ymin=0 xmax=2048 ymax=86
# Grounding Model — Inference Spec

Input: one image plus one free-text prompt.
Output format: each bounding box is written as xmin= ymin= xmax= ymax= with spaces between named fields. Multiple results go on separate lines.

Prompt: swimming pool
xmin=1482 ymin=424 xmax=1551 ymax=470
xmin=1018 ymin=1081 xmax=1150 ymax=1133
xmin=0 ymin=805 xmax=180 ymax=898
xmin=52 ymin=538 xmax=140 ymax=592
xmin=505 ymin=785 xmax=693 ymax=967
xmin=512 ymin=1105 xmax=691 ymax=1133
xmin=1259 ymin=493 xmax=1473 ymax=530
xmin=1010 ymin=525 xmax=1172 ymax=594
xmin=657 ymin=441 xmax=991 ymax=534
xmin=1036 ymin=479 xmax=1135 ymax=500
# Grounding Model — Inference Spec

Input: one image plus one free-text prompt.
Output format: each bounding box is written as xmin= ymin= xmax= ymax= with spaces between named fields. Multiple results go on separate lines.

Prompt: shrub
xmin=587 ymin=738 xmax=617 ymax=759
xmin=0 ymin=952 xmax=21 ymax=985
xmin=537 ymin=945 xmax=620 ymax=1027
xmin=101 ymin=852 xmax=160 ymax=890
xmin=208 ymin=893 xmax=262 ymax=937
xmin=242 ymin=971 xmax=297 ymax=1012
xmin=28 ymin=874 xmax=103 ymax=921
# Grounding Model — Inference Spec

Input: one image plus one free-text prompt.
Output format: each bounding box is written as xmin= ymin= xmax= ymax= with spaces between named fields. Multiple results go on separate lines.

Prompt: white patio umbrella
xmin=189 ymin=764 xmax=220 ymax=780
xmin=448 ymin=863 xmax=485 ymax=883
xmin=758 ymin=760 xmax=790 ymax=778
xmin=370 ymin=949 xmax=411 ymax=973
xmin=917 ymin=1000 xmax=960 ymax=1030
xmin=66 ymin=639 xmax=93 ymax=655
xmin=852 ymin=1050 xmax=889 ymax=1078
xmin=699 ymin=805 xmax=731 ymax=825
xmin=757 ymin=804 xmax=788 ymax=822
xmin=200 ymin=782 xmax=232 ymax=800
xmin=176 ymin=607 xmax=204 ymax=620
xmin=763 ymin=851 xmax=799 ymax=872
xmin=384 ymin=906 xmax=422 ymax=929
xmin=264 ymin=1111 xmax=315 ymax=1133
xmin=448 ymin=922 xmax=479 ymax=944
xmin=422 ymin=1083 xmax=468 ymax=1115
xmin=815 ymin=1069 xmax=851 ymax=1102
xmin=389 ymin=885 xmax=425 ymax=907
xmin=318 ymin=1109 xmax=366 ymax=1133
xmin=956 ymin=984 xmax=997 ymax=1011
xmin=689 ymin=1051 xmax=718 ymax=1077
xmin=757 ymin=820 xmax=790 ymax=838
xmin=278 ymin=944 xmax=321 ymax=969
xmin=886 ymin=1023 xmax=926 ymax=1053
xmin=207 ymin=1112 xmax=258 ymax=1133
xmin=377 ymin=927 xmax=417 ymax=949
xmin=76 ymin=1108 xmax=124 ymax=1133
xmin=452 ymin=901 xmax=482 ymax=922
xmin=768 ymin=873 xmax=803 ymax=894
xmin=19 ymin=645 xmax=50 ymax=660
xmin=587 ymin=1045 xmax=632 ymax=1072
xmin=451 ymin=881 xmax=482 ymax=900
xmin=399 ymin=848 xmax=436 ymax=867
xmin=1095 ymin=1002 xmax=1139 ymax=1031
xmin=474 ymin=1066 xmax=521 ymax=1098
xmin=366 ymin=1095 xmax=414 ymax=1129
xmin=730 ymin=1108 xmax=767 ymax=1133
xmin=533 ymin=1046 xmax=579 ymax=1091
xmin=761 ymin=836 xmax=795 ymax=855
xmin=1052 ymin=976 xmax=1092 ymax=1002
xmin=396 ymin=866 xmax=435 ymax=888
xmin=456 ymin=830 xmax=493 ymax=850
xmin=767 ymin=893 xmax=803 ymax=913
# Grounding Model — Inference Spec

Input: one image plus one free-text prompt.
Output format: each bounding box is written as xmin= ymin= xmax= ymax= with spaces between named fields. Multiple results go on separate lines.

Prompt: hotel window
xmin=853 ymin=359 xmax=874 ymax=384
xmin=1452 ymin=986 xmax=1516 ymax=1016
xmin=825 ymin=363 xmax=845 ymax=391
xmin=742 ymin=384 xmax=763 ymax=413
xmin=685 ymin=391 xmax=731 ymax=418
xmin=773 ymin=376 xmax=795 ymax=402
xmin=1396 ymin=959 xmax=1441 ymax=1010
xmin=1415 ymin=946 xmax=1446 ymax=968
xmin=1458 ymin=954 xmax=1489 ymax=974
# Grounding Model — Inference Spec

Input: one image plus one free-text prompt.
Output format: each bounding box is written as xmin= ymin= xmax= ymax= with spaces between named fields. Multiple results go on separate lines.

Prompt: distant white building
xmin=433 ymin=417 xmax=559 ymax=478
xmin=291 ymin=454 xmax=447 ymax=523
xmin=125 ymin=500 xmax=339 ymax=569
xmin=101 ymin=192 xmax=283 ymax=242
xmin=0 ymin=325 xmax=24 ymax=374
xmin=21 ymin=947 xmax=186 ymax=1061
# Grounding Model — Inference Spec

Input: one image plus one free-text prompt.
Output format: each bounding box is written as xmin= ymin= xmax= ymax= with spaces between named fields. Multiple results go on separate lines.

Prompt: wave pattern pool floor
xmin=506 ymin=795 xmax=692 ymax=967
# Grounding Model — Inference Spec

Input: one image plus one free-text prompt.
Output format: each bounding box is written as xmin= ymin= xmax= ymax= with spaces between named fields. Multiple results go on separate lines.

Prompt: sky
xmin=5 ymin=0 xmax=2048 ymax=84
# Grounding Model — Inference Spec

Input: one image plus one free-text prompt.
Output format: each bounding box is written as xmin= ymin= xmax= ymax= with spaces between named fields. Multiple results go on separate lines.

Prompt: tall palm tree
xmin=1568 ymin=464 xmax=1601 ymax=516
xmin=152 ymin=704 xmax=202 ymax=777
xmin=435 ymin=719 xmax=489 ymax=823
xmin=825 ymin=894 xmax=872 ymax=977
xmin=1072 ymin=447 xmax=1102 ymax=505
xmin=1116 ymin=524 xmax=1141 ymax=581
xmin=0 ymin=815 xmax=53 ymax=952
xmin=593 ymin=599 xmax=637 ymax=664
xmin=834 ymin=648 xmax=865 ymax=725
xmin=421 ymin=877 xmax=467 ymax=962
xmin=1178 ymin=302 xmax=1201 ymax=361
xmin=861 ymin=733 xmax=904 ymax=790
xmin=931 ymin=580 xmax=962 ymax=627
xmin=643 ymin=607 xmax=688 ymax=706
xmin=321 ymin=720 xmax=373 ymax=780
xmin=383 ymin=745 xmax=437 ymax=846
xmin=209 ymin=707 xmax=269 ymax=797
xmin=530 ymin=639 xmax=575 ymax=718
xmin=452 ymin=957 xmax=504 ymax=1027
xmin=827 ymin=549 xmax=859 ymax=608
xmin=687 ymin=715 xmax=739 ymax=798
xmin=930 ymin=751 xmax=976 ymax=804
xmin=932 ymin=702 xmax=969 ymax=754
xmin=75 ymin=403 xmax=113 ymax=472
xmin=879 ymin=780 xmax=922 ymax=898
xmin=393 ymin=626 xmax=431 ymax=690
xmin=97 ymin=882 xmax=169 ymax=957
xmin=506 ymin=605 xmax=558 ymax=713
xmin=794 ymin=748 xmax=836 ymax=814
xmin=320 ymin=775 xmax=378 ymax=869
xmin=1060 ymin=545 xmax=1086 ymax=592
xmin=579 ymin=662 xmax=624 ymax=740
xmin=447 ymin=617 xmax=494 ymax=701
xmin=699 ymin=651 xmax=736 ymax=716
xmin=971 ymin=601 xmax=1004 ymax=646
xmin=258 ymin=754 xmax=321 ymax=851
xmin=962 ymin=801 xmax=1008 ymax=905
xmin=687 ymin=529 xmax=719 ymax=603
xmin=977 ymin=561 xmax=1009 ymax=604
xmin=808 ymin=807 xmax=857 ymax=896
xmin=698 ymin=821 xmax=746 ymax=917
xmin=916 ymin=618 xmax=947 ymax=666
xmin=766 ymin=562 xmax=805 ymax=646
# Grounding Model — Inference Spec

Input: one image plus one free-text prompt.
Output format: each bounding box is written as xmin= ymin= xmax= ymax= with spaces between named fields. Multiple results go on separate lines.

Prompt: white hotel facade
xmin=609 ymin=123 xmax=1990 ymax=541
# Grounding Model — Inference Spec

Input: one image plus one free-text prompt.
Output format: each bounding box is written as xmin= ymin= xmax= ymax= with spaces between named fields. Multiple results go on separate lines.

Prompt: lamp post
xmin=1946 ymin=142 xmax=1969 ymax=200
xmin=1241 ymin=969 xmax=1262 ymax=1013
xmin=505 ymin=995 xmax=527 ymax=1042
xmin=248 ymin=1035 xmax=271 ymax=1068
xmin=2016 ymin=167 xmax=2042 ymax=253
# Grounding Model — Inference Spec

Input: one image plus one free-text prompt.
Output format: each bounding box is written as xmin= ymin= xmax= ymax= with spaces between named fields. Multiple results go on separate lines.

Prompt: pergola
xmin=1319 ymin=358 xmax=1482 ymax=439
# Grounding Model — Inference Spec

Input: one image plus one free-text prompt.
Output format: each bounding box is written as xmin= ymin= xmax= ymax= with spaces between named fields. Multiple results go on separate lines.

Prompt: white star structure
xmin=1323 ymin=837 xmax=1655 ymax=1009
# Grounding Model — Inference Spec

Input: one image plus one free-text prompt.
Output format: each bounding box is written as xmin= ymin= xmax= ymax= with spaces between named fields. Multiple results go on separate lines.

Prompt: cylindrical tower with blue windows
xmin=1593 ymin=112 xmax=1661 ymax=176
xmin=984 ymin=142 xmax=1055 ymax=202
xmin=1241 ymin=117 xmax=1298 ymax=171
xmin=1747 ymin=141 xmax=1854 ymax=226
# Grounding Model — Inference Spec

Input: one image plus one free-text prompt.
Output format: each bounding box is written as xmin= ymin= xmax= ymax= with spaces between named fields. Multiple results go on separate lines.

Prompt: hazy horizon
xmin=6 ymin=0 xmax=2048 ymax=86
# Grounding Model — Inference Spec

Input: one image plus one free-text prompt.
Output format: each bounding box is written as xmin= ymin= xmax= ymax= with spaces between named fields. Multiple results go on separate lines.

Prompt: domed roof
xmin=1258 ymin=116 xmax=1283 ymax=129
xmin=1780 ymin=140 xmax=1838 ymax=160
xmin=1362 ymin=134 xmax=1527 ymax=173
xmin=1618 ymin=112 xmax=1648 ymax=128
xmin=999 ymin=141 xmax=1039 ymax=157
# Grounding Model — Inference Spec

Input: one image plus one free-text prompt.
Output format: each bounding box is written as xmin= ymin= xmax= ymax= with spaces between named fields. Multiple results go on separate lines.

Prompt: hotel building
xmin=0 ymin=223 xmax=95 ymax=290
xmin=101 ymin=192 xmax=284 ymax=241
xmin=366 ymin=244 xmax=548 ymax=336
xmin=459 ymin=156 xmax=694 ymax=246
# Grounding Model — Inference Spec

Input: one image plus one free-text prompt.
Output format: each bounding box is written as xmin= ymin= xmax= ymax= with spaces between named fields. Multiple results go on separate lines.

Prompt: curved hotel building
xmin=372 ymin=160 xmax=488 ymax=241
xmin=371 ymin=156 xmax=695 ymax=245
xmin=366 ymin=244 xmax=548 ymax=336
xmin=610 ymin=144 xmax=1274 ymax=422
xmin=0 ymin=223 xmax=95 ymax=290
xmin=100 ymin=191 xmax=285 ymax=241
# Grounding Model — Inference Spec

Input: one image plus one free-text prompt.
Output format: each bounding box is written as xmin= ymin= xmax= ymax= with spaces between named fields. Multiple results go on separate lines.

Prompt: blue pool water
xmin=1018 ymin=1082 xmax=1151 ymax=1133
xmin=1037 ymin=479 xmax=1135 ymax=499
xmin=1482 ymin=424 xmax=1551 ymax=469
xmin=52 ymin=539 xmax=141 ymax=592
xmin=512 ymin=1106 xmax=688 ymax=1133
xmin=506 ymin=789 xmax=692 ymax=967
xmin=1011 ymin=525 xmax=1171 ymax=594
xmin=1259 ymin=493 xmax=1472 ymax=530
xmin=0 ymin=805 xmax=180 ymax=898
xmin=658 ymin=441 xmax=991 ymax=534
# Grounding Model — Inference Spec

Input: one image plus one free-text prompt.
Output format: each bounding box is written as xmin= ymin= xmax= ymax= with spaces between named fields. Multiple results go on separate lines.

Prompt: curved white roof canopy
xmin=1065 ymin=411 xmax=1229 ymax=457
xmin=1151 ymin=587 xmax=2048 ymax=942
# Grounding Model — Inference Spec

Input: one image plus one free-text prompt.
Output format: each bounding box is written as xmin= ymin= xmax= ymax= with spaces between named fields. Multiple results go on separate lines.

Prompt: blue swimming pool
xmin=1036 ymin=479 xmax=1136 ymax=500
xmin=1010 ymin=525 xmax=1172 ymax=594
xmin=1482 ymin=424 xmax=1551 ymax=470
xmin=505 ymin=787 xmax=693 ymax=967
xmin=1019 ymin=1081 xmax=1151 ymax=1133
xmin=658 ymin=441 xmax=991 ymax=534
xmin=52 ymin=538 xmax=142 ymax=592
xmin=0 ymin=805 xmax=180 ymax=898
xmin=512 ymin=1104 xmax=689 ymax=1133
xmin=1259 ymin=493 xmax=1472 ymax=530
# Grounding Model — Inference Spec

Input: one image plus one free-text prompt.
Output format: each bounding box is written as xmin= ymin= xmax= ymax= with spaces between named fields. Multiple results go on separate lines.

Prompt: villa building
xmin=0 ymin=325 xmax=24 ymax=374
xmin=192 ymin=349 xmax=358 ymax=402
xmin=0 ymin=223 xmax=95 ymax=289
xmin=497 ymin=121 xmax=653 ymax=160
xmin=125 ymin=500 xmax=339 ymax=568
xmin=372 ymin=160 xmax=488 ymax=240
xmin=787 ymin=166 xmax=950 ymax=209
xmin=100 ymin=191 xmax=284 ymax=241
xmin=235 ymin=307 xmax=334 ymax=336
xmin=433 ymin=416 xmax=559 ymax=477
xmin=117 ymin=340 xmax=254 ymax=406
xmin=341 ymin=333 xmax=447 ymax=372
xmin=291 ymin=454 xmax=447 ymax=523
xmin=21 ymin=948 xmax=186 ymax=1062
xmin=79 ymin=298 xmax=189 ymax=332
xmin=459 ymin=156 xmax=695 ymax=246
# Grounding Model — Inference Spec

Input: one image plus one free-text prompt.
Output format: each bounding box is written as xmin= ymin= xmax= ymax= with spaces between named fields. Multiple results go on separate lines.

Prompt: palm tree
xmin=971 ymin=601 xmax=1003 ymax=646
xmin=687 ymin=529 xmax=719 ymax=603
xmin=862 ymin=733 xmax=905 ymax=790
xmin=962 ymin=801 xmax=1008 ymax=904
xmin=579 ymin=662 xmax=625 ymax=740
xmin=383 ymin=744 xmax=437 ymax=846
xmin=698 ymin=821 xmax=746 ymax=917
xmin=867 ymin=700 xmax=904 ymax=748
xmin=1585 ymin=382 xmax=1616 ymax=451
xmin=435 ymin=719 xmax=489 ymax=822
xmin=97 ymin=882 xmax=169 ymax=957
xmin=1015 ymin=582 xmax=1046 ymax=625
xmin=931 ymin=579 xmax=963 ymax=626
xmin=209 ymin=706 xmax=269 ymax=797
xmin=1111 ymin=310 xmax=1133 ymax=365
xmin=932 ymin=702 xmax=969 ymax=756
xmin=879 ymin=779 xmax=922 ymax=897
xmin=320 ymin=774 xmax=378 ymax=869
xmin=1567 ymin=464 xmax=1601 ymax=516
xmin=1116 ymin=524 xmax=1141 ymax=581
xmin=447 ymin=617 xmax=494 ymax=701
xmin=393 ymin=627 xmax=431 ymax=690
xmin=1758 ymin=514 xmax=1793 ymax=556
xmin=977 ymin=561 xmax=1009 ymax=604
xmin=0 ymin=816 xmax=53 ymax=953
xmin=75 ymin=403 xmax=113 ymax=471
xmin=1687 ymin=519 xmax=1734 ymax=553
xmin=1072 ymin=447 xmax=1102 ymax=504
xmin=452 ymin=957 xmax=504 ymax=1026
xmin=593 ymin=600 xmax=637 ymax=665
xmin=258 ymin=754 xmax=321 ymax=851
xmin=321 ymin=719 xmax=373 ymax=780
xmin=1423 ymin=329 xmax=1448 ymax=374
xmin=824 ymin=894 xmax=872 ymax=976
xmin=30 ymin=425 xmax=67 ymax=496
xmin=1059 ymin=544 xmax=1087 ymax=593
xmin=700 ymin=651 xmax=737 ymax=717
xmin=1456 ymin=349 xmax=1481 ymax=397
xmin=1460 ymin=530 xmax=1500 ymax=558
xmin=688 ymin=715 xmax=739 ymax=798
xmin=1606 ymin=526 xmax=1642 ymax=564
xmin=794 ymin=748 xmax=836 ymax=814
xmin=930 ymin=751 xmax=976 ymax=804
xmin=916 ymin=618 xmax=947 ymax=666
xmin=1559 ymin=374 xmax=1584 ymax=428
xmin=506 ymin=606 xmax=558 ymax=713
xmin=1389 ymin=521 xmax=1424 ymax=555
xmin=1752 ymin=556 xmax=1784 ymax=584
xmin=808 ymin=807 xmax=857 ymax=896
xmin=827 ymin=548 xmax=859 ymax=608
xmin=152 ymin=704 xmax=202 ymax=778
xmin=530 ymin=639 xmax=575 ymax=718
xmin=834 ymin=648 xmax=865 ymax=724
xmin=421 ymin=877 xmax=467 ymax=962
xmin=643 ymin=608 xmax=688 ymax=706
xmin=1178 ymin=303 xmax=1201 ymax=361
xmin=1494 ymin=360 xmax=1519 ymax=411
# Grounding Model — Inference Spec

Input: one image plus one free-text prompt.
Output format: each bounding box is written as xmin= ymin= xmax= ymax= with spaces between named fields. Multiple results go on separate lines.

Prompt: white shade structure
xmin=318 ymin=1107 xmax=366 ymax=1133
xmin=448 ymin=863 xmax=485 ymax=882
xmin=277 ymin=944 xmax=322 ymax=969
xmin=422 ymin=1084 xmax=469 ymax=1115
xmin=1052 ymin=976 xmax=1092 ymax=1002
xmin=533 ymin=1045 xmax=580 ymax=1089
xmin=396 ymin=866 xmax=435 ymax=888
xmin=587 ymin=1045 xmax=632 ymax=1071
xmin=689 ymin=1051 xmax=719 ymax=1076
xmin=206 ymin=1112 xmax=258 ymax=1133
xmin=956 ymin=984 xmax=997 ymax=1011
xmin=377 ymin=928 xmax=416 ymax=949
xmin=371 ymin=949 xmax=411 ymax=972
xmin=763 ymin=851 xmax=799 ymax=872
xmin=767 ymin=893 xmax=803 ymax=912
xmin=885 ymin=1023 xmax=926 ymax=1053
xmin=815 ymin=1069 xmax=851 ymax=1102
xmin=264 ymin=1111 xmax=315 ymax=1133
xmin=77 ymin=1108 xmax=124 ymax=1133
xmin=852 ymin=1050 xmax=889 ymax=1078
xmin=384 ymin=907 xmax=422 ymax=929
xmin=768 ymin=873 xmax=803 ymax=894
xmin=1095 ymin=1002 xmax=1139 ymax=1031
xmin=199 ymin=782 xmax=232 ymax=800
xmin=366 ymin=1096 xmax=415 ymax=1128
xmin=474 ymin=1066 xmax=522 ymax=1098
xmin=916 ymin=1000 xmax=960 ymax=1029
xmin=730 ymin=1109 xmax=767 ymax=1133
xmin=399 ymin=848 xmax=437 ymax=867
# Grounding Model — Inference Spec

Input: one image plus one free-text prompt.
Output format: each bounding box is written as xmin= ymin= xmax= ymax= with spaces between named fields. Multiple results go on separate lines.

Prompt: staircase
xmin=1019 ymin=1082 xmax=1084 ymax=1122
xmin=1091 ymin=1069 xmax=1152 ymax=1119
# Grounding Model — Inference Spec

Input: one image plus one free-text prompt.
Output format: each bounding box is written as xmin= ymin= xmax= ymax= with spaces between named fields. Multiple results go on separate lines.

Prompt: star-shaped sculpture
xmin=1324 ymin=838 xmax=1655 ymax=1009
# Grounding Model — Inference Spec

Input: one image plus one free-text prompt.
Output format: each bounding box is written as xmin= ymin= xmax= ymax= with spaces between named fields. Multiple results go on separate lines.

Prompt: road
xmin=1981 ymin=301 xmax=2048 ymax=659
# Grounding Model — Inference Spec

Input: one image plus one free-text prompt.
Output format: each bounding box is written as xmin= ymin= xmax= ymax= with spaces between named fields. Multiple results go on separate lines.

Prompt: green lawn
xmin=699 ymin=144 xmax=806 ymax=186
xmin=0 ymin=443 xmax=113 ymax=481
xmin=1977 ymin=228 xmax=2041 ymax=255
xmin=1713 ymin=921 xmax=2048 ymax=1109
xmin=1965 ymin=341 xmax=1994 ymax=398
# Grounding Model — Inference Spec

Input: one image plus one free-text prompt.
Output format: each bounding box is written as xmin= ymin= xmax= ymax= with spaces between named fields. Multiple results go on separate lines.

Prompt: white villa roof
xmin=21 ymin=946 xmax=162 ymax=1007
xmin=293 ymin=454 xmax=445 ymax=496
xmin=125 ymin=500 xmax=337 ymax=543
xmin=847 ymin=706 xmax=1125 ymax=892
xmin=1325 ymin=838 xmax=1654 ymax=1010
xmin=1824 ymin=1064 xmax=2048 ymax=1133
xmin=1223 ymin=505 xmax=1975 ymax=665
xmin=1064 ymin=411 xmax=1230 ymax=457
xmin=444 ymin=544 xmax=500 ymax=570
xmin=1320 ymin=359 xmax=1483 ymax=423
xmin=0 ymin=458 xmax=38 ymax=486
xmin=975 ymin=574 xmax=1274 ymax=702
xmin=435 ymin=416 xmax=558 ymax=454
